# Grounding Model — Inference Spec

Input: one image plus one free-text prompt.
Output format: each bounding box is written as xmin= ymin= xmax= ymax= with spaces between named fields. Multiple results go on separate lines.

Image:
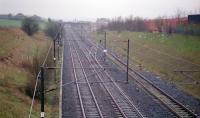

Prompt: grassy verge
xmin=44 ymin=43 xmax=62 ymax=118
xmin=91 ymin=31 xmax=200 ymax=99
xmin=0 ymin=27 xmax=59 ymax=117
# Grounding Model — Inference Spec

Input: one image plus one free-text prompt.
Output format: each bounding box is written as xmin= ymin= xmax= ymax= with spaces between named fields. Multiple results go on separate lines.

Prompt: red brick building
xmin=145 ymin=17 xmax=188 ymax=32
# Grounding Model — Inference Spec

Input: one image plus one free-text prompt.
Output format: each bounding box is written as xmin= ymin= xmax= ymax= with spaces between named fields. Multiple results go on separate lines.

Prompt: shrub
xmin=24 ymin=48 xmax=42 ymax=99
xmin=25 ymin=77 xmax=41 ymax=99
xmin=21 ymin=17 xmax=39 ymax=36
xmin=45 ymin=20 xmax=64 ymax=40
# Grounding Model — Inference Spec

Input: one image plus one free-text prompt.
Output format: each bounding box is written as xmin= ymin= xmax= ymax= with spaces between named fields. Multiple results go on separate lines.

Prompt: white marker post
xmin=41 ymin=112 xmax=45 ymax=118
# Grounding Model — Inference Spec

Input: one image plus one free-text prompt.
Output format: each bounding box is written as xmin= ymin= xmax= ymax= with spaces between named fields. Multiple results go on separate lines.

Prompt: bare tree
xmin=134 ymin=17 xmax=146 ymax=32
xmin=105 ymin=16 xmax=147 ymax=32
xmin=155 ymin=16 xmax=165 ymax=32
xmin=175 ymin=9 xmax=186 ymax=25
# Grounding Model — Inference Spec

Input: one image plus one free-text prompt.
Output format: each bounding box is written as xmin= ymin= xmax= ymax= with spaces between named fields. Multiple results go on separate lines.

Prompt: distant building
xmin=145 ymin=20 xmax=158 ymax=32
xmin=96 ymin=18 xmax=110 ymax=30
xmin=145 ymin=17 xmax=188 ymax=33
xmin=188 ymin=14 xmax=200 ymax=24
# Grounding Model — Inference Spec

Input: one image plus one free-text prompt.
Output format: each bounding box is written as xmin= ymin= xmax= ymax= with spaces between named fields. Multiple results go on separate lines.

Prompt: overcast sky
xmin=0 ymin=0 xmax=199 ymax=21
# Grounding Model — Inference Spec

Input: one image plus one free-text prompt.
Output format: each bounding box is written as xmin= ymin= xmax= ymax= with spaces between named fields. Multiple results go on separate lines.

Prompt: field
xmin=0 ymin=19 xmax=21 ymax=27
xmin=0 ymin=27 xmax=59 ymax=117
xmin=91 ymin=31 xmax=200 ymax=99
xmin=0 ymin=19 xmax=47 ymax=29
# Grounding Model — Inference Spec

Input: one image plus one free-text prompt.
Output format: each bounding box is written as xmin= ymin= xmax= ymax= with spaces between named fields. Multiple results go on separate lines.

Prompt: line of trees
xmin=98 ymin=9 xmax=200 ymax=35
xmin=100 ymin=16 xmax=147 ymax=32
xmin=21 ymin=17 xmax=64 ymax=38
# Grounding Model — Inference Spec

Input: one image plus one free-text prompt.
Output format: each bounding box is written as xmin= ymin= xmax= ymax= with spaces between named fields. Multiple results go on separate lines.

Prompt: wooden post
xmin=126 ymin=39 xmax=130 ymax=83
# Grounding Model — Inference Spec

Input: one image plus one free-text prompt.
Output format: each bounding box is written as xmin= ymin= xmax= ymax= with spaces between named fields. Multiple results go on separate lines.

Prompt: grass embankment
xmin=0 ymin=27 xmax=58 ymax=117
xmin=91 ymin=31 xmax=200 ymax=99
xmin=0 ymin=19 xmax=47 ymax=29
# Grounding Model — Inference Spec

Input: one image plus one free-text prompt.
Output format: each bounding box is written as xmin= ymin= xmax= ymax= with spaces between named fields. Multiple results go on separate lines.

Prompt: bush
xmin=45 ymin=21 xmax=58 ymax=39
xmin=25 ymin=77 xmax=41 ymax=99
xmin=24 ymin=48 xmax=42 ymax=99
xmin=21 ymin=17 xmax=39 ymax=36
xmin=45 ymin=20 xmax=64 ymax=40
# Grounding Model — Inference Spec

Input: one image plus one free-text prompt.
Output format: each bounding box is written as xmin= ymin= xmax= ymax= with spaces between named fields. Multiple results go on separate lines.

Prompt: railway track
xmin=106 ymin=47 xmax=198 ymax=118
xmin=68 ymin=31 xmax=145 ymax=118
xmin=75 ymin=39 xmax=145 ymax=118
xmin=78 ymin=31 xmax=198 ymax=118
xmin=68 ymin=37 xmax=103 ymax=118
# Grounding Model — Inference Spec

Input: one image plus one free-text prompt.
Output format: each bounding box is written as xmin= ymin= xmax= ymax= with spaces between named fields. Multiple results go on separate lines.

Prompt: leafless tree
xmin=106 ymin=16 xmax=147 ymax=32
xmin=155 ymin=16 xmax=165 ymax=32
xmin=175 ymin=9 xmax=186 ymax=25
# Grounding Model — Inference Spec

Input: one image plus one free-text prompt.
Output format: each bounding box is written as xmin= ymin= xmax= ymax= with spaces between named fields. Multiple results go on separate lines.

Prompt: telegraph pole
xmin=104 ymin=32 xmax=107 ymax=62
xmin=57 ymin=35 xmax=60 ymax=60
xmin=40 ymin=67 xmax=44 ymax=118
xmin=58 ymin=44 xmax=60 ymax=60
xmin=53 ymin=38 xmax=56 ymax=61
xmin=126 ymin=39 xmax=130 ymax=83
xmin=81 ymin=25 xmax=83 ymax=40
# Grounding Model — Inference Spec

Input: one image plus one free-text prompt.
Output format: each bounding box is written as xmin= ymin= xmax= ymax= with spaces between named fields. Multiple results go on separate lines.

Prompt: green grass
xmin=0 ymin=19 xmax=21 ymax=27
xmin=91 ymin=31 xmax=200 ymax=99
xmin=0 ymin=19 xmax=47 ymax=29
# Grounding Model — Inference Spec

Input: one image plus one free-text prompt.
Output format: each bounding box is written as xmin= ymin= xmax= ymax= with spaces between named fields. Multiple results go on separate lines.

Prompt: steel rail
xmin=84 ymin=36 xmax=198 ymax=118
xmin=71 ymin=38 xmax=104 ymax=118
xmin=107 ymin=50 xmax=198 ymax=118
xmin=85 ymin=45 xmax=145 ymax=118
xmin=68 ymin=36 xmax=104 ymax=118
xmin=73 ymin=35 xmax=145 ymax=118
xmin=68 ymin=39 xmax=86 ymax=118
xmin=73 ymin=39 xmax=128 ymax=118
xmin=59 ymin=36 xmax=65 ymax=118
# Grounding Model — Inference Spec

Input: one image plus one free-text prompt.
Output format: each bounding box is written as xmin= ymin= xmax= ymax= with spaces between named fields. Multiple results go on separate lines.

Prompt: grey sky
xmin=0 ymin=0 xmax=199 ymax=21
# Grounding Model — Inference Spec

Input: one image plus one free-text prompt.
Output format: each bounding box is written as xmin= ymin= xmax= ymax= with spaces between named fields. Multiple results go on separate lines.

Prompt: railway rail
xmin=107 ymin=46 xmax=198 ymax=118
xmin=68 ymin=30 xmax=145 ymax=118
xmin=68 ymin=37 xmax=103 ymax=118
xmin=78 ymin=30 xmax=198 ymax=118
